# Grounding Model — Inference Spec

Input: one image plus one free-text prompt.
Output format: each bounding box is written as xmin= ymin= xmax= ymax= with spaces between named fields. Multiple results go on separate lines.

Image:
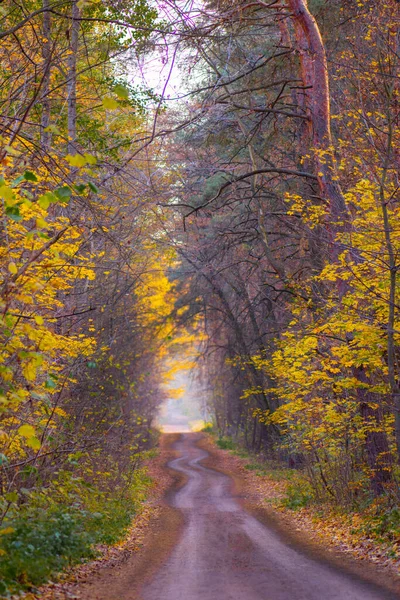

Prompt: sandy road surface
xmin=140 ymin=433 xmax=396 ymax=600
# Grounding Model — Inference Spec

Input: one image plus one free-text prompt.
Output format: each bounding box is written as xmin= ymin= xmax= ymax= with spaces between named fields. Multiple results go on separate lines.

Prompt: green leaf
xmin=45 ymin=377 xmax=57 ymax=389
xmin=75 ymin=183 xmax=86 ymax=194
xmin=11 ymin=175 xmax=24 ymax=187
xmin=21 ymin=189 xmax=33 ymax=200
xmin=54 ymin=186 xmax=72 ymax=201
xmin=23 ymin=170 xmax=38 ymax=182
xmin=114 ymin=84 xmax=129 ymax=100
xmin=5 ymin=492 xmax=18 ymax=503
xmin=5 ymin=206 xmax=21 ymax=221
xmin=31 ymin=391 xmax=49 ymax=401
xmin=38 ymin=192 xmax=55 ymax=210
xmin=88 ymin=182 xmax=98 ymax=193
xmin=21 ymin=464 xmax=38 ymax=476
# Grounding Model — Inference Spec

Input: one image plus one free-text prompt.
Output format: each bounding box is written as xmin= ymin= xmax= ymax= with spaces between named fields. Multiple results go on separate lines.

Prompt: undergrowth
xmin=210 ymin=432 xmax=400 ymax=556
xmin=216 ymin=436 xmax=235 ymax=450
xmin=0 ymin=466 xmax=152 ymax=596
xmin=201 ymin=422 xmax=214 ymax=433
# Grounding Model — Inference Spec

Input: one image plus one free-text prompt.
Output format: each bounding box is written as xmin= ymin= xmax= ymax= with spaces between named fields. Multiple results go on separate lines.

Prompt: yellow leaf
xmin=38 ymin=193 xmax=54 ymax=210
xmin=26 ymin=436 xmax=41 ymax=450
xmin=22 ymin=362 xmax=37 ymax=382
xmin=4 ymin=145 xmax=20 ymax=156
xmin=84 ymin=153 xmax=97 ymax=165
xmin=8 ymin=262 xmax=18 ymax=275
xmin=66 ymin=154 xmax=87 ymax=167
xmin=0 ymin=185 xmax=14 ymax=201
xmin=18 ymin=424 xmax=36 ymax=438
xmin=34 ymin=315 xmax=44 ymax=325
xmin=36 ymin=217 xmax=48 ymax=228
xmin=43 ymin=124 xmax=60 ymax=135
xmin=0 ymin=527 xmax=15 ymax=535
xmin=54 ymin=407 xmax=67 ymax=417
xmin=102 ymin=96 xmax=119 ymax=110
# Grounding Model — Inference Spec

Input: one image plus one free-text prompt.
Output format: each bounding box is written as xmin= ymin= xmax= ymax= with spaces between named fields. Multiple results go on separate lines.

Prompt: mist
xmin=156 ymin=369 xmax=208 ymax=433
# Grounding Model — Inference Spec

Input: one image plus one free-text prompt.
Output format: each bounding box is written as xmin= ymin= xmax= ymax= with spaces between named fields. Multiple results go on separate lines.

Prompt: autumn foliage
xmin=0 ymin=0 xmax=399 ymax=591
xmin=0 ymin=0 xmax=188 ymax=592
xmin=165 ymin=0 xmax=400 ymax=503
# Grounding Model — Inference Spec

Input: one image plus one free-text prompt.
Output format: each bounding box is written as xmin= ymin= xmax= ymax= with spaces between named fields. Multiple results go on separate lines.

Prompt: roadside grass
xmin=209 ymin=433 xmax=400 ymax=560
xmin=0 ymin=465 xmax=153 ymax=596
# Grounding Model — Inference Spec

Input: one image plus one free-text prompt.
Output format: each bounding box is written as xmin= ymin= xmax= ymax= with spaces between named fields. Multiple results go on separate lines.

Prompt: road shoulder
xmin=197 ymin=434 xmax=400 ymax=598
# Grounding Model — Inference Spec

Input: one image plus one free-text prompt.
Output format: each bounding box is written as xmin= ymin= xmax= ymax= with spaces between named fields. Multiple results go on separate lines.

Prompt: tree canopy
xmin=0 ymin=0 xmax=399 ymax=592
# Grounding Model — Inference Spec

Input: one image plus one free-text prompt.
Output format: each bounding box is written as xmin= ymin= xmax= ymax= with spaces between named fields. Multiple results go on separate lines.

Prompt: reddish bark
xmin=286 ymin=0 xmax=392 ymax=493
xmin=287 ymin=0 xmax=349 ymax=223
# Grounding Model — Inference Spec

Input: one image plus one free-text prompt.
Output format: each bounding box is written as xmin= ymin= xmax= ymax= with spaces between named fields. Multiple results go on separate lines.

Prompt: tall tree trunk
xmin=354 ymin=368 xmax=392 ymax=494
xmin=40 ymin=0 xmax=51 ymax=150
xmin=180 ymin=250 xmax=274 ymax=416
xmin=286 ymin=0 xmax=348 ymax=225
xmin=377 ymin=59 xmax=400 ymax=461
xmin=67 ymin=1 xmax=80 ymax=154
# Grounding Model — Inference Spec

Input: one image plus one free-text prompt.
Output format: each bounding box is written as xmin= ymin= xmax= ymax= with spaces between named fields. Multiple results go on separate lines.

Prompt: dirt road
xmin=68 ymin=433 xmax=398 ymax=600
xmin=139 ymin=433 xmax=396 ymax=600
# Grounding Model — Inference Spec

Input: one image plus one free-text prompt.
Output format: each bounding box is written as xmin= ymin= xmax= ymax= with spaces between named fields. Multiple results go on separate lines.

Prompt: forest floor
xmin=21 ymin=432 xmax=400 ymax=600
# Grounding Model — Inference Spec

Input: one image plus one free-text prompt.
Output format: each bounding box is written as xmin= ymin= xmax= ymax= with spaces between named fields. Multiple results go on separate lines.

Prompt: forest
xmin=0 ymin=0 xmax=399 ymax=594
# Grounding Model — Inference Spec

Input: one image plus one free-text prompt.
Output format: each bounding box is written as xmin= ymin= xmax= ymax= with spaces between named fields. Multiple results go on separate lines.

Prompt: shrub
xmin=0 ymin=468 xmax=151 ymax=595
xmin=216 ymin=436 xmax=235 ymax=450
xmin=282 ymin=482 xmax=313 ymax=510
xmin=201 ymin=422 xmax=214 ymax=433
xmin=360 ymin=505 xmax=400 ymax=543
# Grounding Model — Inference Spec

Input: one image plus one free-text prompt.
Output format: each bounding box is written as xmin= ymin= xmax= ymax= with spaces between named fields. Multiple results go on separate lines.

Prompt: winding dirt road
xmin=70 ymin=433 xmax=398 ymax=599
xmin=139 ymin=433 xmax=396 ymax=600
